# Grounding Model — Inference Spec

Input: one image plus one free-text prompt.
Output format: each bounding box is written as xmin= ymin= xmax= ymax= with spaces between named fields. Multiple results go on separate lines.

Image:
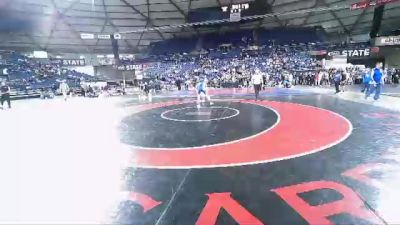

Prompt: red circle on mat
xmin=128 ymin=100 xmax=352 ymax=169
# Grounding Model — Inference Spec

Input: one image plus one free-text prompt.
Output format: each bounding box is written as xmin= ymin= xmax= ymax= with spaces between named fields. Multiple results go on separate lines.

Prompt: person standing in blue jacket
xmin=361 ymin=68 xmax=371 ymax=94
xmin=366 ymin=62 xmax=383 ymax=100
xmin=333 ymin=69 xmax=342 ymax=94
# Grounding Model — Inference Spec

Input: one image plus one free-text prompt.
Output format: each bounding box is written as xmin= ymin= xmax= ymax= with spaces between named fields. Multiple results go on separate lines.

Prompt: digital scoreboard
xmin=187 ymin=0 xmax=271 ymax=23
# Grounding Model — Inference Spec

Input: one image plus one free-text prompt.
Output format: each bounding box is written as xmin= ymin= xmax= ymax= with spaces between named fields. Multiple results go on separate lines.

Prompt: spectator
xmin=366 ymin=62 xmax=384 ymax=100
xmin=0 ymin=80 xmax=11 ymax=109
xmin=59 ymin=80 xmax=70 ymax=101
xmin=252 ymin=69 xmax=263 ymax=100
xmin=333 ymin=70 xmax=342 ymax=94
xmin=361 ymin=68 xmax=371 ymax=94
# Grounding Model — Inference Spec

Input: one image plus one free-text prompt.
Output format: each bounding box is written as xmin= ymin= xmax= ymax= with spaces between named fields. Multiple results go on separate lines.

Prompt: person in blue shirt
xmin=366 ymin=62 xmax=383 ymax=100
xmin=196 ymin=77 xmax=213 ymax=108
xmin=333 ymin=69 xmax=342 ymax=94
xmin=361 ymin=68 xmax=371 ymax=94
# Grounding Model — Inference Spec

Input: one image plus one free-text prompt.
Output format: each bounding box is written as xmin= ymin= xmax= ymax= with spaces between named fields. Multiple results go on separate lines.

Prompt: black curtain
xmin=111 ymin=35 xmax=120 ymax=66
xmin=369 ymin=5 xmax=385 ymax=39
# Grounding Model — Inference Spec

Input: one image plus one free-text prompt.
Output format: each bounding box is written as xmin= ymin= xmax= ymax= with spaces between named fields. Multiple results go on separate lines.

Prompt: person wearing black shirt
xmin=0 ymin=81 xmax=11 ymax=109
xmin=176 ymin=78 xmax=182 ymax=91
xmin=333 ymin=70 xmax=342 ymax=94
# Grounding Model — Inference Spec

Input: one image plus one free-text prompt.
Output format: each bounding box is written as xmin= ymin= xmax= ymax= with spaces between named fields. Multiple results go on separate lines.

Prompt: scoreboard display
xmin=188 ymin=0 xmax=271 ymax=23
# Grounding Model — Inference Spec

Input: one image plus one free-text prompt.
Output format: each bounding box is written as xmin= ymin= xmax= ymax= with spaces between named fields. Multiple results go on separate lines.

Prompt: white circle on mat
xmin=160 ymin=106 xmax=240 ymax=122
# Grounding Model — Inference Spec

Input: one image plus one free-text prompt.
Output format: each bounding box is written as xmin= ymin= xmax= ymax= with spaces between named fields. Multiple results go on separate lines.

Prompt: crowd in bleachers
xmin=140 ymin=45 xmax=316 ymax=88
xmin=1 ymin=40 xmax=399 ymax=101
xmin=139 ymin=43 xmax=399 ymax=90
xmin=0 ymin=51 xmax=98 ymax=97
xmin=137 ymin=28 xmax=399 ymax=90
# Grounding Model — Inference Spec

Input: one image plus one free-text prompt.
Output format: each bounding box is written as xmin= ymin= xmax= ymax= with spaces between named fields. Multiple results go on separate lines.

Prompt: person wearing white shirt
xmin=59 ymin=80 xmax=70 ymax=101
xmin=252 ymin=69 xmax=263 ymax=101
xmin=288 ymin=73 xmax=293 ymax=83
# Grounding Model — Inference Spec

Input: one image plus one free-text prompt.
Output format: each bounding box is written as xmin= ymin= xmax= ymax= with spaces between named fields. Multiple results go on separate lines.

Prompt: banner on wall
xmin=80 ymin=33 xmax=95 ymax=39
xmin=230 ymin=10 xmax=241 ymax=22
xmin=51 ymin=59 xmax=86 ymax=66
xmin=376 ymin=0 xmax=400 ymax=5
xmin=113 ymin=33 xmax=122 ymax=40
xmin=116 ymin=64 xmax=143 ymax=71
xmin=327 ymin=48 xmax=370 ymax=57
xmin=70 ymin=66 xmax=95 ymax=76
xmin=135 ymin=74 xmax=143 ymax=80
xmin=98 ymin=57 xmax=115 ymax=65
xmin=350 ymin=0 xmax=371 ymax=10
xmin=98 ymin=34 xmax=111 ymax=40
xmin=375 ymin=35 xmax=400 ymax=46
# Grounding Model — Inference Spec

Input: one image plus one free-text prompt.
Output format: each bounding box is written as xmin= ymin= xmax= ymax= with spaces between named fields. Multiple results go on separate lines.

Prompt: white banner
xmin=117 ymin=64 xmax=143 ymax=71
xmin=97 ymin=34 xmax=111 ymax=39
xmin=81 ymin=33 xmax=95 ymax=39
xmin=327 ymin=48 xmax=370 ymax=57
xmin=70 ymin=65 xmax=94 ymax=76
xmin=230 ymin=11 xmax=241 ymax=22
xmin=82 ymin=33 xmax=123 ymax=40
xmin=52 ymin=59 xmax=86 ymax=66
xmin=113 ymin=33 xmax=122 ymax=39
xmin=375 ymin=35 xmax=400 ymax=46
xmin=33 ymin=51 xmax=48 ymax=59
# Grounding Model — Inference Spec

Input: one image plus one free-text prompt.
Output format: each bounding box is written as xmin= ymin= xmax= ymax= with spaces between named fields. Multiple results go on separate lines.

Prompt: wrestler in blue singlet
xmin=196 ymin=80 xmax=207 ymax=95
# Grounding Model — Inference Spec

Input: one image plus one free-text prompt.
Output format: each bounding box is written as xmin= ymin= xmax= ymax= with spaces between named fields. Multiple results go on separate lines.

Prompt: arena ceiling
xmin=0 ymin=0 xmax=399 ymax=54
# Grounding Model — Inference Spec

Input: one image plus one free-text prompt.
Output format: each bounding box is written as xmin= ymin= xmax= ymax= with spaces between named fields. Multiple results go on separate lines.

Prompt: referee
xmin=0 ymin=81 xmax=11 ymax=109
xmin=252 ymin=69 xmax=263 ymax=101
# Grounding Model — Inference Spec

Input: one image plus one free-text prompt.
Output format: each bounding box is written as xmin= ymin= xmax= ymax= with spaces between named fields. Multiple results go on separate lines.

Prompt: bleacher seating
xmin=0 ymin=28 xmax=381 ymax=98
xmin=0 ymin=51 xmax=98 ymax=98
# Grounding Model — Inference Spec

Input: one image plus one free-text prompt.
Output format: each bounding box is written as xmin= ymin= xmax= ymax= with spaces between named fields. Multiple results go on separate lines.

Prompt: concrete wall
xmin=380 ymin=46 xmax=400 ymax=68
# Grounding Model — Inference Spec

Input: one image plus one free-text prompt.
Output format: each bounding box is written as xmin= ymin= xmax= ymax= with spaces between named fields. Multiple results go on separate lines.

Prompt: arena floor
xmin=1 ymin=88 xmax=400 ymax=225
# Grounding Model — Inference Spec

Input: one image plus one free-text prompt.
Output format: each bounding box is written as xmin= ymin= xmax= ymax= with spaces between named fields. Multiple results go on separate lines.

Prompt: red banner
xmin=376 ymin=0 xmax=400 ymax=5
xmin=371 ymin=47 xmax=380 ymax=54
xmin=350 ymin=0 xmax=371 ymax=10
